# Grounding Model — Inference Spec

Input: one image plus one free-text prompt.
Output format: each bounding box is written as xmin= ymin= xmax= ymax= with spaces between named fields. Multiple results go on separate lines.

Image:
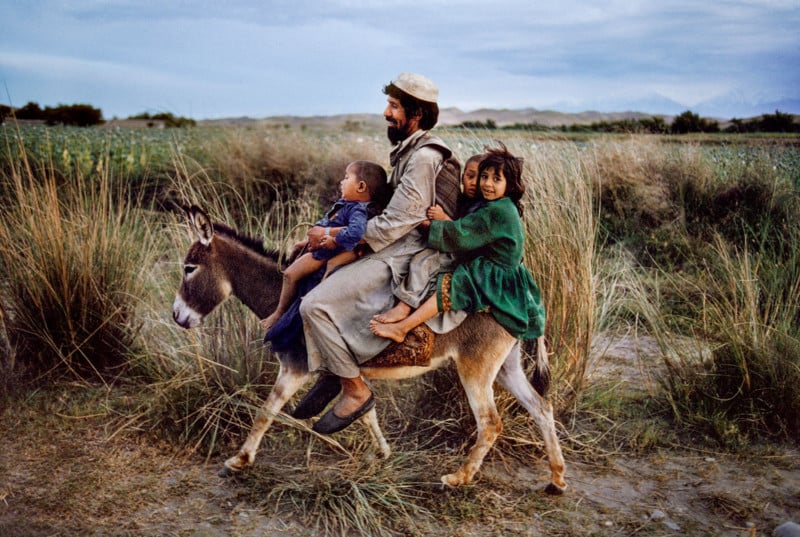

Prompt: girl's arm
xmin=428 ymin=201 xmax=515 ymax=254
xmin=427 ymin=204 xmax=452 ymax=222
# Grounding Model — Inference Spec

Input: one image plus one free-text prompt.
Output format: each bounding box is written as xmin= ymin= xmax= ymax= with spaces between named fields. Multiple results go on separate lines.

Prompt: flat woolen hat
xmin=391 ymin=72 xmax=439 ymax=103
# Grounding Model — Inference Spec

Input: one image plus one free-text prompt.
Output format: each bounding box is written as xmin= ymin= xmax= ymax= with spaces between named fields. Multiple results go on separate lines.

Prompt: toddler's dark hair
xmin=478 ymin=142 xmax=525 ymax=216
xmin=464 ymin=153 xmax=485 ymax=168
xmin=350 ymin=160 xmax=391 ymax=209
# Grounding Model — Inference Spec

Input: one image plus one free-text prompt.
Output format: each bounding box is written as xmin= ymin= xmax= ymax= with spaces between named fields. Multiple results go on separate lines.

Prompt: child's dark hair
xmin=478 ymin=142 xmax=525 ymax=216
xmin=350 ymin=160 xmax=392 ymax=209
xmin=464 ymin=153 xmax=485 ymax=169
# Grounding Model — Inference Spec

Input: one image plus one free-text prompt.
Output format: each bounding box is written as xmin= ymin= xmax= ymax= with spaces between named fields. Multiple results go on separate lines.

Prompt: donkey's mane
xmin=213 ymin=222 xmax=280 ymax=262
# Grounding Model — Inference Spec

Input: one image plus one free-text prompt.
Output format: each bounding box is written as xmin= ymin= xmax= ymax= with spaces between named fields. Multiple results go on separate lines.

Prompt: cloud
xmin=0 ymin=51 xmax=192 ymax=88
xmin=1 ymin=0 xmax=797 ymax=118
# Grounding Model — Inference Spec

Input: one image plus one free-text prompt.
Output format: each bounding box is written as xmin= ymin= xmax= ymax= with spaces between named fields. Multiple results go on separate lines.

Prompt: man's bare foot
xmin=369 ymin=319 xmax=409 ymax=343
xmin=332 ymin=388 xmax=372 ymax=417
xmin=259 ymin=311 xmax=282 ymax=331
xmin=332 ymin=377 xmax=372 ymax=417
xmin=372 ymin=301 xmax=411 ymax=323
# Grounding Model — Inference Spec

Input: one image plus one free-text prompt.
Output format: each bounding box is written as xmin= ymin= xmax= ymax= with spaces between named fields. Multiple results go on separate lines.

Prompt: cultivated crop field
xmin=1 ymin=122 xmax=799 ymax=536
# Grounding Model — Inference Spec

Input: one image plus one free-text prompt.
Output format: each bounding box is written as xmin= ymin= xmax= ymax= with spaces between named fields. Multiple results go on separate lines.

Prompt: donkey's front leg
xmin=360 ymin=407 xmax=391 ymax=458
xmin=221 ymin=362 xmax=310 ymax=476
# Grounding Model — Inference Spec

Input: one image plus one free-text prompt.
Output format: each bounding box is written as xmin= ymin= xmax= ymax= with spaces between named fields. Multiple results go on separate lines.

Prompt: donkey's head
xmin=173 ymin=206 xmax=283 ymax=328
xmin=172 ymin=206 xmax=234 ymax=328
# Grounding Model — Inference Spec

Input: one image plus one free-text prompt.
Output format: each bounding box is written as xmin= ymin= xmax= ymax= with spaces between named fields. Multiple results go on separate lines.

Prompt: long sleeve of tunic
xmin=428 ymin=197 xmax=546 ymax=340
xmin=364 ymin=141 xmax=439 ymax=254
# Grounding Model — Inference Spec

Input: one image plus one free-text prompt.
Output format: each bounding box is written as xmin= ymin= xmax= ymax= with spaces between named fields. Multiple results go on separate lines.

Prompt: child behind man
xmin=373 ymin=153 xmax=485 ymax=324
xmin=370 ymin=144 xmax=545 ymax=343
xmin=260 ymin=160 xmax=389 ymax=333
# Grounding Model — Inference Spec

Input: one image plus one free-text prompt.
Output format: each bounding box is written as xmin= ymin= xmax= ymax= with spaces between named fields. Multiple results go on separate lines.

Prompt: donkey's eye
xmin=184 ymin=265 xmax=197 ymax=275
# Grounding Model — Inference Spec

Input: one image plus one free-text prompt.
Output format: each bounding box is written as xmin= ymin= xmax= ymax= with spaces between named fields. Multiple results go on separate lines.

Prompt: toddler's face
xmin=462 ymin=161 xmax=479 ymax=198
xmin=340 ymin=165 xmax=365 ymax=201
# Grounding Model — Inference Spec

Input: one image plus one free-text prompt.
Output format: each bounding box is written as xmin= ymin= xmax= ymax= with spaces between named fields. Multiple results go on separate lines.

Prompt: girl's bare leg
xmin=260 ymin=253 xmax=324 ymax=331
xmin=372 ymin=300 xmax=412 ymax=323
xmin=369 ymin=294 xmax=439 ymax=343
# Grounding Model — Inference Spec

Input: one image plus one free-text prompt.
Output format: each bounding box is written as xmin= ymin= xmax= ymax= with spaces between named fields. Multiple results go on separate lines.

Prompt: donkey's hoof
xmin=218 ymin=465 xmax=236 ymax=478
xmin=220 ymin=453 xmax=249 ymax=477
xmin=441 ymin=472 xmax=468 ymax=487
xmin=543 ymin=482 xmax=566 ymax=495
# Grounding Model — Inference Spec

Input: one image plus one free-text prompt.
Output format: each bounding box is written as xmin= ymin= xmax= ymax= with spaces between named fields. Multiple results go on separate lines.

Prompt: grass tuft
xmin=0 ymin=131 xmax=161 ymax=386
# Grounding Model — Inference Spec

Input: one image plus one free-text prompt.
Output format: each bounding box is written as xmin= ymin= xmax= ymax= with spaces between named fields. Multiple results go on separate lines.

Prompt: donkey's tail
xmin=530 ymin=336 xmax=551 ymax=398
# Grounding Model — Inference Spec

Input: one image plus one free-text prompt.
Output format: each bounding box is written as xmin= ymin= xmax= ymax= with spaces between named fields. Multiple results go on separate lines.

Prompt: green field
xmin=1 ymin=122 xmax=799 ymax=535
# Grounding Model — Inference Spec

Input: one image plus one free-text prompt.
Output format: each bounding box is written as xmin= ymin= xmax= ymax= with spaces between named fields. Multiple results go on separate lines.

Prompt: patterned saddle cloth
xmin=363 ymin=324 xmax=435 ymax=368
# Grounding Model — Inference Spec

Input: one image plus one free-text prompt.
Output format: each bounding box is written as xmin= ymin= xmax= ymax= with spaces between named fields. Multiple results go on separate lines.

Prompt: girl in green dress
xmin=369 ymin=143 xmax=546 ymax=343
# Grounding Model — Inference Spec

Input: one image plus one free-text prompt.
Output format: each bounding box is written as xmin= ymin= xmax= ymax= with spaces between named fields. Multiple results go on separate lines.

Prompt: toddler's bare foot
xmin=372 ymin=302 xmax=411 ymax=323
xmin=259 ymin=311 xmax=281 ymax=331
xmin=369 ymin=319 xmax=409 ymax=343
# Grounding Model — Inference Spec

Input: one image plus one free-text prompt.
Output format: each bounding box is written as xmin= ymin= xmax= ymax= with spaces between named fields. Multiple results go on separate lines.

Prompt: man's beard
xmin=386 ymin=123 xmax=408 ymax=144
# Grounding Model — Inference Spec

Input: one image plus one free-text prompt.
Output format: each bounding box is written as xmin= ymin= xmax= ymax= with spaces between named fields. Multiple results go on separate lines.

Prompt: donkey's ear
xmin=188 ymin=205 xmax=214 ymax=246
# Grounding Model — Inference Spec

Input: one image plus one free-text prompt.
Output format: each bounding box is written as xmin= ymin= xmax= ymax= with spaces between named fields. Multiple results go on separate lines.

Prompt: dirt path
xmin=1 ymin=336 xmax=798 ymax=536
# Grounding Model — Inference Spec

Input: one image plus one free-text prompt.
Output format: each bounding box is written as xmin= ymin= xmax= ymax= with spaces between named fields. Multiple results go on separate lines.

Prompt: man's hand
xmin=306 ymin=226 xmax=326 ymax=251
xmin=319 ymin=235 xmax=338 ymax=250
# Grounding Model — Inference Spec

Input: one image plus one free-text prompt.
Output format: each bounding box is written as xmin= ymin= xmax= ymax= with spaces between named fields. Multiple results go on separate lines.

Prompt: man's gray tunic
xmin=299 ymin=130 xmax=466 ymax=378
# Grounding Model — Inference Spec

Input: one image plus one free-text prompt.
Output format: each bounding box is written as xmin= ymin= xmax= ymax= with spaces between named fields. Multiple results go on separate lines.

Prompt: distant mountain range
xmin=547 ymin=92 xmax=800 ymax=120
xmin=437 ymin=108 xmax=658 ymax=127
xmin=201 ymin=96 xmax=799 ymax=128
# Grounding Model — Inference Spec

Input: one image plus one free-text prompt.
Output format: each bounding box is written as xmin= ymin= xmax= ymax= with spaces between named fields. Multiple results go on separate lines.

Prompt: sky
xmin=1 ymin=0 xmax=799 ymax=120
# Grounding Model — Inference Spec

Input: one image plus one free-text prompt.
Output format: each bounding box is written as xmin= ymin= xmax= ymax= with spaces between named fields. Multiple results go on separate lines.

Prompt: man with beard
xmin=296 ymin=72 xmax=465 ymax=434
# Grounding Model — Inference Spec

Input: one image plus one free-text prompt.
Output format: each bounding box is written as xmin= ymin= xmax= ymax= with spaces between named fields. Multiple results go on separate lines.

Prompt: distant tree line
xmin=127 ymin=112 xmax=196 ymax=128
xmin=455 ymin=110 xmax=799 ymax=134
xmin=0 ymin=101 xmax=196 ymax=128
xmin=726 ymin=110 xmax=798 ymax=133
xmin=0 ymin=102 xmax=103 ymax=126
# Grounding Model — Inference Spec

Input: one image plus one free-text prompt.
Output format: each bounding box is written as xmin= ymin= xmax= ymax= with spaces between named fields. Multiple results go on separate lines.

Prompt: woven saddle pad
xmin=363 ymin=324 xmax=435 ymax=368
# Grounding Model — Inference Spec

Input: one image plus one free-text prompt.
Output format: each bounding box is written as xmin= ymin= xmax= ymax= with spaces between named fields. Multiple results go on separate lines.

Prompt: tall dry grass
xmin=0 ymin=132 xmax=162 ymax=386
xmin=519 ymin=140 xmax=596 ymax=402
xmin=661 ymin=234 xmax=800 ymax=445
xmin=191 ymin=127 xmax=387 ymax=221
xmin=582 ymin=136 xmax=800 ymax=444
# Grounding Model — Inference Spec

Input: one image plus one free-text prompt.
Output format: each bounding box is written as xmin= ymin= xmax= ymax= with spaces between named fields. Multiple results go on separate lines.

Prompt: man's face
xmin=384 ymin=95 xmax=419 ymax=144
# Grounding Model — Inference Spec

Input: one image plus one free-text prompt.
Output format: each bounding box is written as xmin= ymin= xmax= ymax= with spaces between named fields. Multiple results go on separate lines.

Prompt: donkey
xmin=172 ymin=206 xmax=567 ymax=493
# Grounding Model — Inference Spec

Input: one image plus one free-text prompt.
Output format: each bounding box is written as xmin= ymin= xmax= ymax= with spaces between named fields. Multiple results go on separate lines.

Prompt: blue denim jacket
xmin=311 ymin=199 xmax=370 ymax=261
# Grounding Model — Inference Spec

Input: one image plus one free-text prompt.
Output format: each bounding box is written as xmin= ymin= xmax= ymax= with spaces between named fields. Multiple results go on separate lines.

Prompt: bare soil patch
xmin=1 ymin=336 xmax=798 ymax=536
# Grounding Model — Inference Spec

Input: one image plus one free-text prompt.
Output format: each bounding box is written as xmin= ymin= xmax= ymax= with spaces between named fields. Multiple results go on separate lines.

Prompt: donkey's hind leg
xmin=442 ymin=342 xmax=512 ymax=487
xmin=221 ymin=359 xmax=310 ymax=476
xmin=496 ymin=340 xmax=567 ymax=494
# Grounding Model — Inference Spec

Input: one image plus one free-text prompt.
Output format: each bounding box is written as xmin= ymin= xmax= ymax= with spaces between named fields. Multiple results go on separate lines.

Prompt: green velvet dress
xmin=427 ymin=197 xmax=546 ymax=340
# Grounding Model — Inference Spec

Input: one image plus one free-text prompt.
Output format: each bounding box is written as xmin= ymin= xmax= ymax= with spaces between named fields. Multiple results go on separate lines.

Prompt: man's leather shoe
xmin=291 ymin=375 xmax=341 ymax=419
xmin=312 ymin=394 xmax=375 ymax=435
